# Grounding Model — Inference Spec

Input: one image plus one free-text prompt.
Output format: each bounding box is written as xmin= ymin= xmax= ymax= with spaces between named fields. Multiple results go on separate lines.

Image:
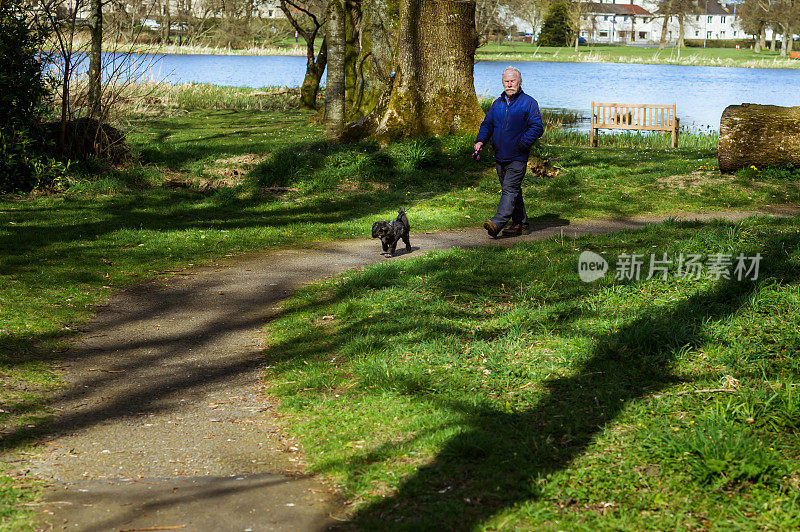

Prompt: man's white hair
xmin=503 ymin=66 xmax=523 ymax=84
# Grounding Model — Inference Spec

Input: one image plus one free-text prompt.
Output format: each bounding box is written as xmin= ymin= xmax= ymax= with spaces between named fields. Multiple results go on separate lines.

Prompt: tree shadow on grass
xmin=328 ymin=229 xmax=800 ymax=530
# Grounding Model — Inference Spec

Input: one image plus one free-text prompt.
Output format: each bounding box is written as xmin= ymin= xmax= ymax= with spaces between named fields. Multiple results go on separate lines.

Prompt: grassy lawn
xmin=1 ymin=103 xmax=799 ymax=528
xmin=261 ymin=215 xmax=800 ymax=529
xmin=476 ymin=42 xmax=800 ymax=68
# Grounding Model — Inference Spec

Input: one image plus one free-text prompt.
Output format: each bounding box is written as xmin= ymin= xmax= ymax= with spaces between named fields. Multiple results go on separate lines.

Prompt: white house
xmin=581 ymin=3 xmax=657 ymax=44
xmin=514 ymin=0 xmax=763 ymax=45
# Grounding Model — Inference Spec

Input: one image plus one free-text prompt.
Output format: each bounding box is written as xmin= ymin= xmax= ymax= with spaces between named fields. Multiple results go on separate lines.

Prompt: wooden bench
xmin=590 ymin=102 xmax=680 ymax=148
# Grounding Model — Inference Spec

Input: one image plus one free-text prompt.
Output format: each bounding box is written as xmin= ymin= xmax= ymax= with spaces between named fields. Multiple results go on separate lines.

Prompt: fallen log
xmin=718 ymin=103 xmax=800 ymax=173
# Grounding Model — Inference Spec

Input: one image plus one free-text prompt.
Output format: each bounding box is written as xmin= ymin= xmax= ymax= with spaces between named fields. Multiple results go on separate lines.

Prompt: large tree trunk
xmin=718 ymin=104 xmax=800 ymax=173
xmin=324 ymin=0 xmax=346 ymax=138
xmin=87 ymin=0 xmax=103 ymax=119
xmin=676 ymin=13 xmax=685 ymax=49
xmin=343 ymin=0 xmax=391 ymax=120
xmin=363 ymin=0 xmax=483 ymax=142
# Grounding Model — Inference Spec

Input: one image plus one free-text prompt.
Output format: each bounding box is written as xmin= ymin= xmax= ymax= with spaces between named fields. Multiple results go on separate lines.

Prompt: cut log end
xmin=718 ymin=103 xmax=800 ymax=174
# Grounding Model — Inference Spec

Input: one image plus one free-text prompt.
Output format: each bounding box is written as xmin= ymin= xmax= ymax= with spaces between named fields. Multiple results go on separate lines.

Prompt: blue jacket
xmin=476 ymin=89 xmax=544 ymax=162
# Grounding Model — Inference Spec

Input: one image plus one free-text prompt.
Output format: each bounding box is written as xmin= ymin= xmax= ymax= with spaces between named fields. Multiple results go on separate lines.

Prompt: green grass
xmin=260 ymin=215 xmax=800 ymax=529
xmin=2 ymin=106 xmax=799 ymax=528
xmin=475 ymin=42 xmax=800 ymax=68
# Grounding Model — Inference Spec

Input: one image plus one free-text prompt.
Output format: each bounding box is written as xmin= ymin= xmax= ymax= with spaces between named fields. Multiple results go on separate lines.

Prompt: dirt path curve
xmin=23 ymin=209 xmax=796 ymax=531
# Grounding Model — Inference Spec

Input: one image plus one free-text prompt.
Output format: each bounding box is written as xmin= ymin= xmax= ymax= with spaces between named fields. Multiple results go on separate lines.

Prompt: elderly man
xmin=474 ymin=67 xmax=544 ymax=237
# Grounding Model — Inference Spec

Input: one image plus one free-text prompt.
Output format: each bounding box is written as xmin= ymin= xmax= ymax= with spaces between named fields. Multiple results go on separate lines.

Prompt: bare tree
xmin=656 ymin=0 xmax=674 ymax=49
xmin=33 ymin=0 xmax=86 ymax=148
xmin=772 ymin=0 xmax=800 ymax=56
xmin=280 ymin=0 xmax=328 ymax=109
xmin=739 ymin=0 xmax=770 ymax=51
xmin=508 ymin=0 xmax=548 ymax=41
xmin=566 ymin=0 xmax=588 ymax=50
xmin=475 ymin=0 xmax=508 ymax=41
xmin=87 ymin=0 xmax=102 ymax=118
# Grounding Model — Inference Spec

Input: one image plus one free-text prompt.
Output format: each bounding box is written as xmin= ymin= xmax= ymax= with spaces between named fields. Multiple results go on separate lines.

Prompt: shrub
xmin=538 ymin=3 xmax=572 ymax=47
xmin=0 ymin=2 xmax=63 ymax=192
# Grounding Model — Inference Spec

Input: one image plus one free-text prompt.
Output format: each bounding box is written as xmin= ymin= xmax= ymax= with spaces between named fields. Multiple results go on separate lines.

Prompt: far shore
xmin=98 ymin=40 xmax=800 ymax=69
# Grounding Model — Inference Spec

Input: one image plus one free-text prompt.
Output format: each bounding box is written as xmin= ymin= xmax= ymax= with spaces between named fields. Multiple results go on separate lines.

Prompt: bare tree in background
xmin=739 ymin=0 xmax=770 ymax=52
xmin=772 ymin=0 xmax=800 ymax=56
xmin=657 ymin=0 xmax=674 ymax=49
xmin=280 ymin=0 xmax=328 ymax=109
xmin=566 ymin=0 xmax=588 ymax=50
xmin=510 ymin=0 xmax=548 ymax=43
xmin=475 ymin=0 xmax=505 ymax=41
xmin=87 ymin=0 xmax=103 ymax=118
xmin=28 ymin=0 xmax=157 ymax=160
xmin=33 ymin=0 xmax=86 ymax=148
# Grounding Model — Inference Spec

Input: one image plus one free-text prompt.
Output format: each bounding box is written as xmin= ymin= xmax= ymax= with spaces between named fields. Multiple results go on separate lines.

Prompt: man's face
xmin=502 ymin=70 xmax=521 ymax=97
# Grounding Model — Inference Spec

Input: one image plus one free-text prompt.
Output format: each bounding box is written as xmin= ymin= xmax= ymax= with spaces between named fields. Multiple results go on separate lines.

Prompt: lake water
xmin=103 ymin=52 xmax=800 ymax=131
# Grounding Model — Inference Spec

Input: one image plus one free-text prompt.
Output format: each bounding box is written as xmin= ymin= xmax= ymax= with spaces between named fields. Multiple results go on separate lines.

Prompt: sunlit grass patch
xmin=261 ymin=215 xmax=800 ymax=529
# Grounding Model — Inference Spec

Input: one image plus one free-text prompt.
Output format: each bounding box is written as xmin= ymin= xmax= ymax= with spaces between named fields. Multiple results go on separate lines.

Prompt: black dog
xmin=371 ymin=208 xmax=411 ymax=256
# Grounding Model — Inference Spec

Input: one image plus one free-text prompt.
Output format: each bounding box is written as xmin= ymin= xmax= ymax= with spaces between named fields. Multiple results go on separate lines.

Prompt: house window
xmin=603 ymin=15 xmax=608 ymax=21
xmin=707 ymin=30 xmax=712 ymax=38
xmin=721 ymin=16 xmax=726 ymax=23
xmin=720 ymin=30 xmax=725 ymax=37
xmin=733 ymin=30 xmax=737 ymax=36
xmin=599 ymin=31 xmax=608 ymax=37
xmin=639 ymin=31 xmax=647 ymax=39
xmin=695 ymin=31 xmax=699 ymax=36
xmin=696 ymin=15 xmax=700 ymax=21
xmin=268 ymin=9 xmax=273 ymax=16
xmin=708 ymin=16 xmax=713 ymax=23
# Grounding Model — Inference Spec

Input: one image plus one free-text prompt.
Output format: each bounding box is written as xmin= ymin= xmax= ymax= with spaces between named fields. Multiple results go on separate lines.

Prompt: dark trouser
xmin=490 ymin=160 xmax=528 ymax=230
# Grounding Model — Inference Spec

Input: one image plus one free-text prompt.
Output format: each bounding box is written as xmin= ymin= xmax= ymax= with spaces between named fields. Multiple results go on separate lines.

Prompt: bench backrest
xmin=591 ymin=102 xmax=676 ymax=132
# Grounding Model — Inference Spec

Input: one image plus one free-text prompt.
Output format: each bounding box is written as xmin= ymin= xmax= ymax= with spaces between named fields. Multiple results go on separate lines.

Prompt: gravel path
xmin=14 ymin=208 xmax=796 ymax=531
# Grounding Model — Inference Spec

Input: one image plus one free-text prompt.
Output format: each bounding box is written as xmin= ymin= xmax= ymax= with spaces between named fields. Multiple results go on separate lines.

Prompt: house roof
xmin=705 ymin=1 xmax=735 ymax=15
xmin=619 ymin=4 xmax=654 ymax=15
xmin=588 ymin=0 xmax=735 ymax=16
xmin=585 ymin=2 xmax=654 ymax=16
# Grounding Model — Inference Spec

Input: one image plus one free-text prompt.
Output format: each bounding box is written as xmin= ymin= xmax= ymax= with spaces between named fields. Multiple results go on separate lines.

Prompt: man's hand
xmin=474 ymin=141 xmax=483 ymax=152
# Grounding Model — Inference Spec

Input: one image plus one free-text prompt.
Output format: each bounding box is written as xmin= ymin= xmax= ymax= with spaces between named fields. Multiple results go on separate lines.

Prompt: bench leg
xmin=672 ymin=118 xmax=680 ymax=148
xmin=591 ymin=128 xmax=598 ymax=147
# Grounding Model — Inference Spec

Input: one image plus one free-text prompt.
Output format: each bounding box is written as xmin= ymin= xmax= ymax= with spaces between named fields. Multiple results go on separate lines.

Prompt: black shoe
xmin=483 ymin=220 xmax=500 ymax=237
xmin=502 ymin=222 xmax=530 ymax=236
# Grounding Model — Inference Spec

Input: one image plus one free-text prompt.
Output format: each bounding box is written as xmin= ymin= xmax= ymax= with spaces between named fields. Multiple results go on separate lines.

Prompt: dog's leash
xmin=402 ymin=191 xmax=435 ymax=213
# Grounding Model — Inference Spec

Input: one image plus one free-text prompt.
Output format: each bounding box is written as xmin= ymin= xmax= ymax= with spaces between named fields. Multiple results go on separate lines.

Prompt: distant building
xmin=512 ymin=0 xmax=783 ymax=46
xmin=581 ymin=3 xmax=656 ymax=44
